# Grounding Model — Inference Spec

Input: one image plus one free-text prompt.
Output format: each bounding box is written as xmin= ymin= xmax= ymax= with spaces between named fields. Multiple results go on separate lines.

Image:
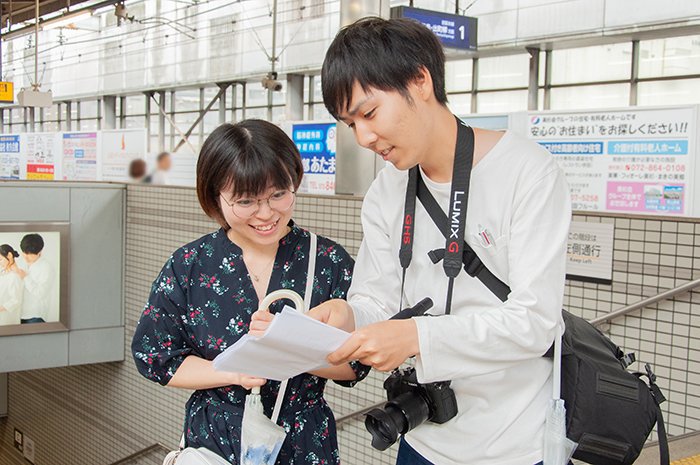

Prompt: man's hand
xmin=249 ymin=308 xmax=273 ymax=338
xmin=327 ymin=319 xmax=419 ymax=372
xmin=307 ymin=299 xmax=356 ymax=332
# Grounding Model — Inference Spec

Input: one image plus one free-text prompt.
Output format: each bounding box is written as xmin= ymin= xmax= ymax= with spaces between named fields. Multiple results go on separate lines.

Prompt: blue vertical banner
xmin=292 ymin=122 xmax=336 ymax=195
xmin=0 ymin=135 xmax=21 ymax=179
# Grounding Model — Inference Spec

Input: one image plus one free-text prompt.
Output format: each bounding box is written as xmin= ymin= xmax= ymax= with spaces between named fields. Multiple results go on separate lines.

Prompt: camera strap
xmin=399 ymin=117 xmax=475 ymax=315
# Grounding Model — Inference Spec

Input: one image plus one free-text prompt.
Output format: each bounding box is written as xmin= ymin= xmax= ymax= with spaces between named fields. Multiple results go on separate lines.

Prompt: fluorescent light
xmin=42 ymin=10 xmax=93 ymax=30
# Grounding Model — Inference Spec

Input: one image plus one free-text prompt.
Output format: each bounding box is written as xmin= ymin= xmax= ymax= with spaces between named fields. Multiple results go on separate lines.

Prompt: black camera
xmin=365 ymin=366 xmax=458 ymax=451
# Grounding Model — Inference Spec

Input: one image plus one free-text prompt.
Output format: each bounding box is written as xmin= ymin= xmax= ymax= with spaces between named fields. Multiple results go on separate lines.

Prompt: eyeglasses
xmin=221 ymin=189 xmax=296 ymax=218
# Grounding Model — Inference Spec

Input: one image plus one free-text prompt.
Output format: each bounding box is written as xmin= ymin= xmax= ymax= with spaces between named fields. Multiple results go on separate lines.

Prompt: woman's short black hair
xmin=0 ymin=244 xmax=19 ymax=260
xmin=20 ymin=234 xmax=44 ymax=255
xmin=196 ymin=119 xmax=304 ymax=228
xmin=322 ymin=17 xmax=447 ymax=120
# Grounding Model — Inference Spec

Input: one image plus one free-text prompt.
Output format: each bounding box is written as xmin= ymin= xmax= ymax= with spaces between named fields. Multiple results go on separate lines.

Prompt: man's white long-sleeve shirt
xmin=21 ymin=257 xmax=54 ymax=321
xmin=348 ymin=130 xmax=572 ymax=465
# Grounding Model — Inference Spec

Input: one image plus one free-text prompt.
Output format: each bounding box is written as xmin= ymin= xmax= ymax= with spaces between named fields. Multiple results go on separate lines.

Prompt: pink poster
xmin=606 ymin=181 xmax=684 ymax=214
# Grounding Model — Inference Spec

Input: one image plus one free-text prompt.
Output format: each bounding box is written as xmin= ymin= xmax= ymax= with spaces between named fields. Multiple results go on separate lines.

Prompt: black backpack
xmin=416 ymin=171 xmax=669 ymax=465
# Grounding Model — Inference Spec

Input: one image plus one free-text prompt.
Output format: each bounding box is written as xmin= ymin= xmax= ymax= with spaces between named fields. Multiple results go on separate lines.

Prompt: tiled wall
xmin=0 ymin=185 xmax=698 ymax=465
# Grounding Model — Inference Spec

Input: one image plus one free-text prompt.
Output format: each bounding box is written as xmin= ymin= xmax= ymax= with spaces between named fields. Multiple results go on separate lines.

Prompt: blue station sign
xmin=391 ymin=6 xmax=477 ymax=51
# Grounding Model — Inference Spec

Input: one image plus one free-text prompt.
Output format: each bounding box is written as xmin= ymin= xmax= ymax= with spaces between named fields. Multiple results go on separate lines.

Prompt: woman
xmin=0 ymin=244 xmax=23 ymax=326
xmin=132 ymin=120 xmax=368 ymax=464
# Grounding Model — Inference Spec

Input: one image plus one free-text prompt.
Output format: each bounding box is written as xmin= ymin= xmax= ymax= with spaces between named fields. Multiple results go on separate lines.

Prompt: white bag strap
xmin=270 ymin=232 xmax=317 ymax=424
xmin=552 ymin=322 xmax=563 ymax=400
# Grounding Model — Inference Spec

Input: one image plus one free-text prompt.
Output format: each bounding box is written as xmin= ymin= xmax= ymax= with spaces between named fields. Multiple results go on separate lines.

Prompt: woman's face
xmin=0 ymin=254 xmax=9 ymax=269
xmin=220 ymin=184 xmax=296 ymax=249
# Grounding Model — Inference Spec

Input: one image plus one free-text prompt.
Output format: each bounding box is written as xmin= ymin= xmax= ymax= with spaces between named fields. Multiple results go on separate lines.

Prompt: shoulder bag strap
xmin=270 ymin=232 xmax=317 ymax=425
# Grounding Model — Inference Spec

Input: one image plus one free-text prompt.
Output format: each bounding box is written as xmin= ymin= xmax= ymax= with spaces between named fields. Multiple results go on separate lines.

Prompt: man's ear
xmin=412 ymin=66 xmax=435 ymax=102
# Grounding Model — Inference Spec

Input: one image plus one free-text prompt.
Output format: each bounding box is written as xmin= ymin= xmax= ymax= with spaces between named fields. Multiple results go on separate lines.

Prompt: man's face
xmin=159 ymin=155 xmax=172 ymax=171
xmin=337 ymin=81 xmax=427 ymax=171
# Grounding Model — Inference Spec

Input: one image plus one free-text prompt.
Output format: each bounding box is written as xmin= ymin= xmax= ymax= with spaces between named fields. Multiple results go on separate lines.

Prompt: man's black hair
xmin=322 ymin=17 xmax=447 ymax=120
xmin=20 ymin=234 xmax=44 ymax=255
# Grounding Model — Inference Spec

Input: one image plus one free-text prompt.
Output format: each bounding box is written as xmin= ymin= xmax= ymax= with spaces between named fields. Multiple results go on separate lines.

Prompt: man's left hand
xmin=327 ymin=319 xmax=419 ymax=371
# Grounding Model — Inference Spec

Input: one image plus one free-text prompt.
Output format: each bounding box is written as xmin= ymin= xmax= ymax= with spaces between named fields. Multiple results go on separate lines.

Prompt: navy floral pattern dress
xmin=132 ymin=223 xmax=368 ymax=464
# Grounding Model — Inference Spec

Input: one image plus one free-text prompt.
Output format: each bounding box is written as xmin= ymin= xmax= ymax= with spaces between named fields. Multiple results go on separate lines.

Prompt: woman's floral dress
xmin=132 ymin=223 xmax=368 ymax=464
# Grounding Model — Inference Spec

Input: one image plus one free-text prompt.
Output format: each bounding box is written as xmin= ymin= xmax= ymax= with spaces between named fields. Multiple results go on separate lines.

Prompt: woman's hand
xmin=233 ymin=373 xmax=267 ymax=390
xmin=249 ymin=308 xmax=274 ymax=337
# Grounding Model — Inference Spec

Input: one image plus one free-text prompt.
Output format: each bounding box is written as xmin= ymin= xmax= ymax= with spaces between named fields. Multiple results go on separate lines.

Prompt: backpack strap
xmin=635 ymin=364 xmax=670 ymax=465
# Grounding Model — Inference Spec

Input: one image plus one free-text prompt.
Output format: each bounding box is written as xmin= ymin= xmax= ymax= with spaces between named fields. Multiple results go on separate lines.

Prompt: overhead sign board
xmin=291 ymin=122 xmax=337 ymax=195
xmin=390 ymin=6 xmax=477 ymax=51
xmin=0 ymin=82 xmax=13 ymax=103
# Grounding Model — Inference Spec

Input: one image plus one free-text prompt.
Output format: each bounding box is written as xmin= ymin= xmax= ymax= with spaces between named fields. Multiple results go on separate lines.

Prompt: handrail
xmin=335 ymin=401 xmax=385 ymax=426
xmin=335 ymin=278 xmax=700 ymax=427
xmin=110 ymin=443 xmax=171 ymax=465
xmin=590 ymin=277 xmax=700 ymax=327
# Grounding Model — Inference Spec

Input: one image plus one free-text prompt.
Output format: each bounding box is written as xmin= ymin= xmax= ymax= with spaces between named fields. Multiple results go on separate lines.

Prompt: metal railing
xmin=590 ymin=277 xmax=700 ymax=327
xmin=335 ymin=277 xmax=700 ymax=427
xmin=110 ymin=443 xmax=170 ymax=465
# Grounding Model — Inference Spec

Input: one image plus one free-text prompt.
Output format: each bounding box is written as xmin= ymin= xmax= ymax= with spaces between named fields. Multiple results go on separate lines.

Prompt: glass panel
xmin=126 ymin=95 xmax=145 ymax=115
xmin=311 ymin=104 xmax=333 ymax=121
xmin=81 ymin=100 xmax=99 ymax=118
xmin=81 ymin=119 xmax=98 ymax=131
xmin=246 ymin=86 xmax=268 ymax=107
xmin=639 ymin=35 xmax=700 ymax=78
xmin=271 ymin=106 xmax=285 ymax=124
xmin=204 ymin=111 xmax=220 ymax=134
xmin=43 ymin=104 xmax=58 ymax=120
xmin=245 ymin=107 xmax=267 ymax=120
xmin=446 ymin=59 xmax=472 ymax=92
xmin=549 ymin=83 xmax=630 ymax=110
xmin=43 ymin=121 xmax=60 ymax=132
xmin=447 ymin=93 xmax=471 ymax=116
xmin=638 ymin=79 xmax=700 ymax=106
xmin=203 ymin=87 xmax=221 ymax=111
xmin=551 ymin=43 xmax=632 ymax=84
xmin=314 ymin=77 xmax=324 ymax=102
xmin=125 ymin=116 xmax=146 ymax=129
xmin=476 ymin=90 xmax=528 ymax=113
xmin=478 ymin=54 xmax=529 ymax=90
xmin=175 ymin=88 xmax=201 ymax=112
xmin=272 ymin=87 xmax=286 ymax=105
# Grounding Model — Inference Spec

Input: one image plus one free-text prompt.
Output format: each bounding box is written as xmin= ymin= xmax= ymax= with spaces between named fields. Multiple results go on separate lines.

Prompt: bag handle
xmin=266 ymin=232 xmax=318 ymax=425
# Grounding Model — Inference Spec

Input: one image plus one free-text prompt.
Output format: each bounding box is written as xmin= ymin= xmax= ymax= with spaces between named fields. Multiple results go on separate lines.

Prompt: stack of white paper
xmin=213 ymin=306 xmax=351 ymax=381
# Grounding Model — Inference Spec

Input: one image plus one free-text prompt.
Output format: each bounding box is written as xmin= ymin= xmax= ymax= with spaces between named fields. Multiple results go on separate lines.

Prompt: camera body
xmin=365 ymin=366 xmax=458 ymax=450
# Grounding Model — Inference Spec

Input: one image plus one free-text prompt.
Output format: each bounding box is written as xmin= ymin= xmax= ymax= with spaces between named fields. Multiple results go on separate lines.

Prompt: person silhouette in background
xmin=128 ymin=158 xmax=151 ymax=183
xmin=151 ymin=151 xmax=172 ymax=185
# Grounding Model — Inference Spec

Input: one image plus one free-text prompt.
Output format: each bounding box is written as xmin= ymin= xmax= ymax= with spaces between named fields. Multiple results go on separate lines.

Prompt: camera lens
xmin=364 ymin=392 xmax=430 ymax=450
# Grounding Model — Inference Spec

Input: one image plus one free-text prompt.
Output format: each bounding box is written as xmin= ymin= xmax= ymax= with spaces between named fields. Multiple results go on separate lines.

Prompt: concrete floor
xmin=635 ymin=432 xmax=700 ymax=465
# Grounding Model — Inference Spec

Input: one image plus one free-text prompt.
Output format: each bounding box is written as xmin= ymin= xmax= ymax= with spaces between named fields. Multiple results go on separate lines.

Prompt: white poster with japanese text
xmin=101 ymin=129 xmax=147 ymax=182
xmin=25 ymin=133 xmax=60 ymax=180
xmin=61 ymin=132 xmax=99 ymax=181
xmin=566 ymin=221 xmax=614 ymax=283
xmin=519 ymin=106 xmax=696 ymax=217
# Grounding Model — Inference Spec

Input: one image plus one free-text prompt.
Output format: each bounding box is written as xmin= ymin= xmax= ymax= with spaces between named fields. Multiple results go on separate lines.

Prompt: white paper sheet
xmin=213 ymin=306 xmax=351 ymax=381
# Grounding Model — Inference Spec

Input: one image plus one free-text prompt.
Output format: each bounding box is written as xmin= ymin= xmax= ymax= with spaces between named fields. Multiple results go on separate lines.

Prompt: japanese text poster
xmin=62 ymin=132 xmax=99 ymax=181
xmin=292 ymin=122 xmax=336 ymax=195
xmin=0 ymin=135 xmax=22 ymax=180
xmin=26 ymin=133 xmax=59 ymax=180
xmin=526 ymin=106 xmax=696 ymax=216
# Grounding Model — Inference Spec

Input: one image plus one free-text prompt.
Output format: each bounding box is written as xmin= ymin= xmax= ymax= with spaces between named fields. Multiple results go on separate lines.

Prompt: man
xmin=151 ymin=151 xmax=172 ymax=185
xmin=312 ymin=17 xmax=572 ymax=465
xmin=16 ymin=234 xmax=54 ymax=324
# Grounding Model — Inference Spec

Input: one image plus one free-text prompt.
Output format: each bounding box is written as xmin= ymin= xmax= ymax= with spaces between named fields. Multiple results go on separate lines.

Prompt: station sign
xmin=0 ymin=82 xmax=14 ymax=103
xmin=391 ymin=6 xmax=477 ymax=51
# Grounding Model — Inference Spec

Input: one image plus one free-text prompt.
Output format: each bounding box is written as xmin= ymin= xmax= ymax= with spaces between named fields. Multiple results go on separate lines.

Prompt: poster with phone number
xmin=526 ymin=106 xmax=695 ymax=216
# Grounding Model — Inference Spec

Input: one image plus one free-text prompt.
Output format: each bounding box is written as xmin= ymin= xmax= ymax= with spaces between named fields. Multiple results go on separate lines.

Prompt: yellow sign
xmin=0 ymin=82 xmax=14 ymax=103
